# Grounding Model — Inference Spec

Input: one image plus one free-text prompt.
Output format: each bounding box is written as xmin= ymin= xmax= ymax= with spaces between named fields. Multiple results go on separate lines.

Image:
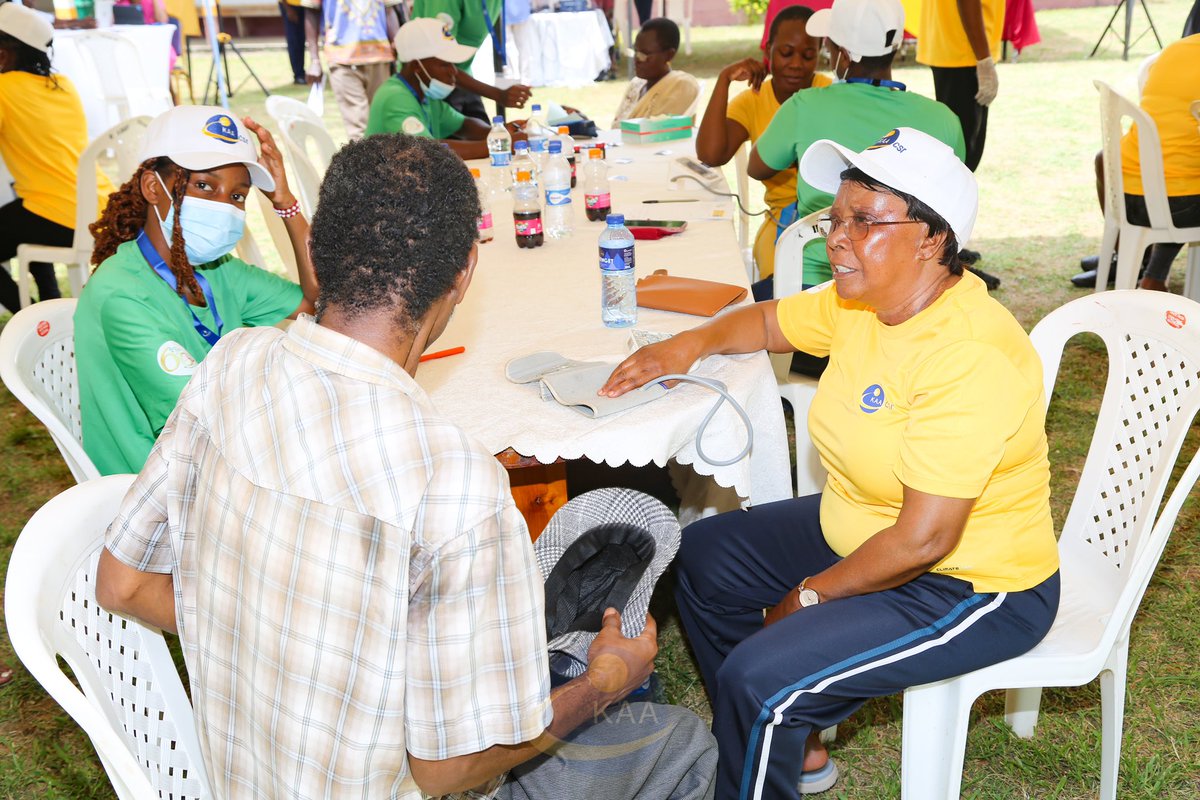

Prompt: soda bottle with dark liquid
xmin=582 ymin=148 xmax=611 ymax=222
xmin=513 ymin=169 xmax=544 ymax=248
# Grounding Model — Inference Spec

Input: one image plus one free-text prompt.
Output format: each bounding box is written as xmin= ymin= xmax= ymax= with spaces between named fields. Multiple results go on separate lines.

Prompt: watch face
xmin=799 ymin=587 xmax=820 ymax=607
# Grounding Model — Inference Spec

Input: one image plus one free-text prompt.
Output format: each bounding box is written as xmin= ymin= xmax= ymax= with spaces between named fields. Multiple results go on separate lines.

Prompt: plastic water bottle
xmin=599 ymin=214 xmax=636 ymax=327
xmin=555 ymin=126 xmax=577 ymax=188
xmin=470 ymin=167 xmax=494 ymax=243
xmin=527 ymin=104 xmax=550 ymax=171
xmin=486 ymin=116 xmax=512 ymax=190
xmin=543 ymin=141 xmax=574 ymax=240
xmin=513 ymin=169 xmax=544 ymax=249
xmin=582 ymin=149 xmax=612 ymax=222
xmin=512 ymin=140 xmax=538 ymax=187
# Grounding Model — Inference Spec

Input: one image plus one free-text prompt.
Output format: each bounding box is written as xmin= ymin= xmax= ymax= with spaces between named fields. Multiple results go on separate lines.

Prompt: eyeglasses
xmin=634 ymin=49 xmax=666 ymax=62
xmin=817 ymin=215 xmax=925 ymax=241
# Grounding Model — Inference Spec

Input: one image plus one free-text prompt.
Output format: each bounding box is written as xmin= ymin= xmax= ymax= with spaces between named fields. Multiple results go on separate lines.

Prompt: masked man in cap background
xmin=0 ymin=2 xmax=115 ymax=314
xmin=748 ymin=0 xmax=965 ymax=297
xmin=366 ymin=17 xmax=526 ymax=159
xmin=95 ymin=133 xmax=717 ymax=800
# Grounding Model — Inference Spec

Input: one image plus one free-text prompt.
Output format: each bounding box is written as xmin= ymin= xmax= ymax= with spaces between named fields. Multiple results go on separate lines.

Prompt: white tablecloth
xmin=416 ymin=135 xmax=792 ymax=513
xmin=52 ymin=25 xmax=174 ymax=140
xmin=508 ymin=10 xmax=614 ymax=87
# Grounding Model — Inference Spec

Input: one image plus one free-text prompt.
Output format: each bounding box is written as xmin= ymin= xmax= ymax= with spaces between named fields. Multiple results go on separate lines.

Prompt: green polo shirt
xmin=74 ymin=238 xmax=303 ymax=475
xmin=411 ymin=0 xmax=502 ymax=72
xmin=365 ymin=75 xmax=466 ymax=139
xmin=756 ymin=82 xmax=966 ymax=286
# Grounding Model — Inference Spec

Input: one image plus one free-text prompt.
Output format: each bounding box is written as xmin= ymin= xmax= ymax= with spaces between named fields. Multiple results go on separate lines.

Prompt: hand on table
xmin=599 ymin=334 xmax=702 ymax=398
xmin=243 ymin=116 xmax=296 ymax=208
xmin=586 ymin=609 xmax=658 ymax=700
xmin=720 ymin=57 xmax=767 ymax=92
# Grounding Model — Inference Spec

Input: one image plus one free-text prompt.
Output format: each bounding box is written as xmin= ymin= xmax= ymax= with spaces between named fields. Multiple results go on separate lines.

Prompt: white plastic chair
xmin=733 ymin=141 xmax=753 ymax=279
xmin=771 ymin=207 xmax=830 ymax=497
xmin=265 ymin=93 xmax=324 ymax=128
xmin=0 ymin=298 xmax=99 ymax=482
xmin=75 ymin=32 xmax=172 ymax=127
xmin=900 ymin=290 xmax=1200 ymax=800
xmin=1135 ymin=49 xmax=1159 ymax=97
xmin=12 ymin=116 xmax=150 ymax=309
xmin=1094 ymin=80 xmax=1200 ymax=299
xmin=682 ymin=78 xmax=705 ymax=121
xmin=658 ymin=0 xmax=693 ymax=55
xmin=5 ymin=474 xmax=214 ymax=800
xmin=277 ymin=116 xmax=337 ymax=218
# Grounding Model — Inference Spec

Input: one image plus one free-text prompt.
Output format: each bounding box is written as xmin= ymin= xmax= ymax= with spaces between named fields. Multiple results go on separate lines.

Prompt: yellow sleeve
xmin=774 ymin=283 xmax=839 ymax=357
xmin=896 ymin=341 xmax=1039 ymax=498
xmin=726 ymin=86 xmax=758 ymax=137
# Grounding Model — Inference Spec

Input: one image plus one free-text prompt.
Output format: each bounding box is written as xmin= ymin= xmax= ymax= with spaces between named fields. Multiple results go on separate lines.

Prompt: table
xmin=507 ymin=10 xmax=614 ymax=87
xmin=416 ymin=135 xmax=793 ymax=527
xmin=52 ymin=25 xmax=175 ymax=140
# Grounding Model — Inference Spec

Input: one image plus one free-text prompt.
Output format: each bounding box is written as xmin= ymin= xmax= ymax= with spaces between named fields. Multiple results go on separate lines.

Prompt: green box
xmin=619 ymin=115 xmax=694 ymax=144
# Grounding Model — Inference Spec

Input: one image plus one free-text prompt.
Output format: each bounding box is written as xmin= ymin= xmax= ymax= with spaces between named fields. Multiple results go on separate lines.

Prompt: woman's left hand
xmin=244 ymin=116 xmax=297 ymax=209
xmin=762 ymin=588 xmax=800 ymax=627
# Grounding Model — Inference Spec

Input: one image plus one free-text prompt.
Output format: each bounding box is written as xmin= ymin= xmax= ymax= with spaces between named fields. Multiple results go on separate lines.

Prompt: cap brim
xmin=805 ymin=8 xmax=832 ymax=38
xmin=799 ymin=137 xmax=910 ymax=199
xmin=438 ymin=41 xmax=478 ymax=63
xmin=170 ymin=152 xmax=277 ymax=193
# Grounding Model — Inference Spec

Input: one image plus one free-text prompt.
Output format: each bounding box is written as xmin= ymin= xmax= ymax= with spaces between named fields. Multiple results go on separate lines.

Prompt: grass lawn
xmin=2 ymin=1 xmax=1199 ymax=796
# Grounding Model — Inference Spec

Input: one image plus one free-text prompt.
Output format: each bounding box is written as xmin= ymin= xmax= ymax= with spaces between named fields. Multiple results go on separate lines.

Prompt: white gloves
xmin=975 ymin=56 xmax=999 ymax=106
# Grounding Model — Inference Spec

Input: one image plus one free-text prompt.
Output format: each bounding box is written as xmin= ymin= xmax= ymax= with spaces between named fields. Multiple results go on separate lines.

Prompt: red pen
xmin=419 ymin=346 xmax=466 ymax=363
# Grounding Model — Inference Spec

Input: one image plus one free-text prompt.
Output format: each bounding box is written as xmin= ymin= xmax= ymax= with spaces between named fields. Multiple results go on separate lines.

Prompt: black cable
xmin=669 ymin=173 xmax=775 ymax=218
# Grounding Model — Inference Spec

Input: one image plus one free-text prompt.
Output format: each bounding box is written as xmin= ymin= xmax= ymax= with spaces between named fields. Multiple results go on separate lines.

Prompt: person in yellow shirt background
xmin=696 ymin=5 xmax=830 ymax=296
xmin=0 ymin=2 xmax=111 ymax=314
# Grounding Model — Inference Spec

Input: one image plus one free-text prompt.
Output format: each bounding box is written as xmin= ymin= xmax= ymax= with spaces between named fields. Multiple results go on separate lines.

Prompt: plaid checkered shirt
xmin=107 ymin=316 xmax=553 ymax=799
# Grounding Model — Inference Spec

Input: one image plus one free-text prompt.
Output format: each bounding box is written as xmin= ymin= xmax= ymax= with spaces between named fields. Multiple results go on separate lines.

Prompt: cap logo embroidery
xmin=867 ymin=129 xmax=900 ymax=150
xmin=202 ymin=114 xmax=240 ymax=145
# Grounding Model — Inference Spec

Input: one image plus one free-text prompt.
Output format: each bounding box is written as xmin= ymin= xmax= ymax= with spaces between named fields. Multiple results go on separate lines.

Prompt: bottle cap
xmin=558 ymin=126 xmax=570 ymax=134
xmin=606 ymin=214 xmax=624 ymax=226
xmin=515 ymin=141 xmax=529 ymax=151
xmin=517 ymin=169 xmax=532 ymax=181
xmin=492 ymin=115 xmax=504 ymax=124
xmin=548 ymin=140 xmax=562 ymax=154
xmin=588 ymin=148 xmax=603 ymax=159
xmin=469 ymin=167 xmax=481 ymax=178
xmin=532 ymin=104 xmax=542 ymax=111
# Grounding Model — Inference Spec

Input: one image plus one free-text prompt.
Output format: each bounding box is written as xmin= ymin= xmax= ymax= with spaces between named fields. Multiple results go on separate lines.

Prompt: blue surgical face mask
xmin=417 ymin=61 xmax=454 ymax=101
xmin=154 ymin=173 xmax=246 ymax=265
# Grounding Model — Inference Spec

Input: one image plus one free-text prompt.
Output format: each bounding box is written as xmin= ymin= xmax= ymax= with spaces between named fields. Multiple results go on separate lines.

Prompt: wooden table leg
xmin=495 ymin=450 xmax=568 ymax=541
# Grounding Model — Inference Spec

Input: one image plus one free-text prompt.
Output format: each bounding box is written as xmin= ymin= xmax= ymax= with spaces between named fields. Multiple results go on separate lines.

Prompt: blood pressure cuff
xmin=505 ymin=351 xmax=667 ymax=418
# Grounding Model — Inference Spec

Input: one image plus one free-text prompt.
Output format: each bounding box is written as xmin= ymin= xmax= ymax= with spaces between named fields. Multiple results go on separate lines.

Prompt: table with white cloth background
xmin=52 ymin=25 xmax=174 ymax=140
xmin=417 ymin=133 xmax=792 ymax=527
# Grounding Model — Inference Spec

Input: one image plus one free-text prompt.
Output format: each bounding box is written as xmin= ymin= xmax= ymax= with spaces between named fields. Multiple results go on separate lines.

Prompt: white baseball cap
xmin=0 ymin=3 xmax=54 ymax=53
xmin=394 ymin=17 xmax=476 ymax=64
xmin=137 ymin=105 xmax=274 ymax=192
xmin=799 ymin=127 xmax=977 ymax=250
xmin=807 ymin=0 xmax=904 ymax=62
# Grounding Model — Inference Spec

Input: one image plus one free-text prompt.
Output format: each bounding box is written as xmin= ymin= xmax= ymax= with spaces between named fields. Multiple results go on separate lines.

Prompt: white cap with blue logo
xmin=799 ymin=127 xmax=977 ymax=250
xmin=137 ymin=105 xmax=275 ymax=192
xmin=806 ymin=0 xmax=905 ymax=63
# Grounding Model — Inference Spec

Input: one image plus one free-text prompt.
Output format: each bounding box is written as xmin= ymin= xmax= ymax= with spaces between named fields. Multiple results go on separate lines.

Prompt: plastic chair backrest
xmin=0 ymin=299 xmax=99 ymax=482
xmin=76 ymin=33 xmax=171 ymax=122
xmin=253 ymin=192 xmax=300 ymax=282
xmin=265 ymin=94 xmax=324 ymax=128
xmin=279 ymin=117 xmax=336 ymax=216
xmin=1095 ymin=80 xmax=1173 ymax=231
xmin=1192 ymin=100 xmax=1200 ymax=134
xmin=4 ymin=475 xmax=213 ymax=799
xmin=1029 ymin=291 xmax=1200 ymax=651
xmin=774 ymin=206 xmax=828 ymax=298
xmin=75 ymin=116 xmax=152 ymax=254
xmin=733 ymin=141 xmax=751 ymax=255
xmin=1135 ymin=49 xmax=1159 ymax=96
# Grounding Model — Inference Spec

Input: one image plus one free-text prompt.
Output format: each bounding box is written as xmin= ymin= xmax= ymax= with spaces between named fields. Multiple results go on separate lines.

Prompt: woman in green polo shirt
xmin=76 ymin=105 xmax=318 ymax=475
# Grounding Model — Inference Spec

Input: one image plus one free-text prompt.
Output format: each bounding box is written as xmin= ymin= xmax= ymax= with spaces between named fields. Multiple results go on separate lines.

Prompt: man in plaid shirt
xmin=96 ymin=134 xmax=716 ymax=799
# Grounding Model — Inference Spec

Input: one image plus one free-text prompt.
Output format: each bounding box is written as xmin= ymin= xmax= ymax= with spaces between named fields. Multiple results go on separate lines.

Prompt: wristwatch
xmin=797 ymin=577 xmax=820 ymax=608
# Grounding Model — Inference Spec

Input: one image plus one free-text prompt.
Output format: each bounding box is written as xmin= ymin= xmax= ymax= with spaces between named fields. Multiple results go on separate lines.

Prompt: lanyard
xmin=845 ymin=77 xmax=907 ymax=91
xmin=395 ymin=74 xmax=433 ymax=135
xmin=481 ymin=0 xmax=506 ymax=66
xmin=136 ymin=230 xmax=224 ymax=347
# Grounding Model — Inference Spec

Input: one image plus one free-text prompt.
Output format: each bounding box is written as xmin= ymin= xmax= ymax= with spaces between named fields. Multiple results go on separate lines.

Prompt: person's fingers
xmin=640 ymin=612 xmax=657 ymax=641
xmin=601 ymin=607 xmax=622 ymax=630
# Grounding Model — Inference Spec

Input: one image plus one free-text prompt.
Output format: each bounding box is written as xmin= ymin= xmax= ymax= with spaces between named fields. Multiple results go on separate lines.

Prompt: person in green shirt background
xmin=366 ymin=18 xmax=527 ymax=159
xmin=76 ymin=105 xmax=319 ymax=476
xmin=412 ymin=0 xmax=533 ymax=122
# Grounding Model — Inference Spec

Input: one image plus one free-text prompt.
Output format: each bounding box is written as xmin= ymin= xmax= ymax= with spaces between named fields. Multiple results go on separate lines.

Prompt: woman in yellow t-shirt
xmin=695 ymin=5 xmax=830 ymax=295
xmin=601 ymin=129 xmax=1060 ymax=797
xmin=0 ymin=4 xmax=88 ymax=314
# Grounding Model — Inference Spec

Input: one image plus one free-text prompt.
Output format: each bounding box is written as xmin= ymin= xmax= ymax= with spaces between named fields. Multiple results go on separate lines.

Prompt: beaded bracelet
xmin=274 ymin=199 xmax=302 ymax=219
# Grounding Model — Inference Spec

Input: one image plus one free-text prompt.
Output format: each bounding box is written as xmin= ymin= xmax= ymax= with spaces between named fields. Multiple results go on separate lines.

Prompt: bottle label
xmin=490 ymin=152 xmax=511 ymax=168
xmin=586 ymin=193 xmax=611 ymax=209
xmin=530 ymin=139 xmax=547 ymax=153
xmin=600 ymin=243 xmax=634 ymax=272
xmin=478 ymin=212 xmax=493 ymax=230
xmin=545 ymin=189 xmax=572 ymax=207
xmin=515 ymin=216 xmax=544 ymax=235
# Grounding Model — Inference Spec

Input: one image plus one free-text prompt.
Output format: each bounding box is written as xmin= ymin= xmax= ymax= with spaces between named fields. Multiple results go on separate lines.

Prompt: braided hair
xmin=89 ymin=158 xmax=205 ymax=302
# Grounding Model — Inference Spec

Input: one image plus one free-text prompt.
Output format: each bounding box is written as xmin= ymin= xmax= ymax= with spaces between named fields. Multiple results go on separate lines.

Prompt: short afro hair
xmin=310 ymin=134 xmax=481 ymax=328
xmin=768 ymin=5 xmax=814 ymax=43
xmin=640 ymin=17 xmax=681 ymax=53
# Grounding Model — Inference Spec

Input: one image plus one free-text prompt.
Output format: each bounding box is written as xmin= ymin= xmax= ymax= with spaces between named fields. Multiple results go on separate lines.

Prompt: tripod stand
xmin=1089 ymin=0 xmax=1162 ymax=61
xmin=201 ymin=0 xmax=271 ymax=103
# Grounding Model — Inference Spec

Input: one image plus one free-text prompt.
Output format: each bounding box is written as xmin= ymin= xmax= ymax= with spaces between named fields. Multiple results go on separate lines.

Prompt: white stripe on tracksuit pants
xmin=673 ymin=494 xmax=1060 ymax=800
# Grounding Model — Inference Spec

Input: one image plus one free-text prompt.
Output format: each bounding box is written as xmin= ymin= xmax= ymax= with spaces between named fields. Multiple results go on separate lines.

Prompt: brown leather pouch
xmin=636 ymin=270 xmax=748 ymax=317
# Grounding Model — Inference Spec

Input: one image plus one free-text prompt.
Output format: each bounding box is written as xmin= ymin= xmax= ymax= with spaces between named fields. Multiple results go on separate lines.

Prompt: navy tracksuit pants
xmin=675 ymin=495 xmax=1060 ymax=800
